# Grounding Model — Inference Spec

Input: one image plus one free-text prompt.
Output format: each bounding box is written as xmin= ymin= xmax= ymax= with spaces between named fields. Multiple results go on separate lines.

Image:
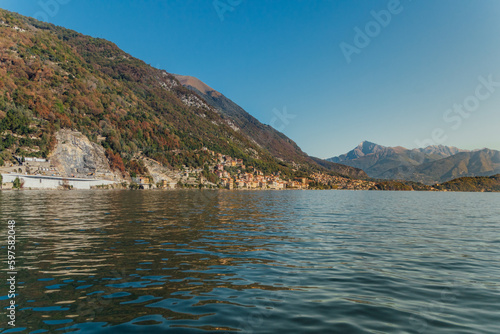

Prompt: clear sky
xmin=2 ymin=0 xmax=500 ymax=158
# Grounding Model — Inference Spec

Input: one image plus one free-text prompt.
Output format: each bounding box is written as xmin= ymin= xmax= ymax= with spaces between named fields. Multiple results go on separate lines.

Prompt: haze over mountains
xmin=328 ymin=141 xmax=500 ymax=184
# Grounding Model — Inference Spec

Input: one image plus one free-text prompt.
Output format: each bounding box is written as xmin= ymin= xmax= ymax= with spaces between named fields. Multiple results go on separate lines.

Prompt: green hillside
xmin=0 ymin=8 xmax=363 ymax=180
xmin=435 ymin=174 xmax=500 ymax=192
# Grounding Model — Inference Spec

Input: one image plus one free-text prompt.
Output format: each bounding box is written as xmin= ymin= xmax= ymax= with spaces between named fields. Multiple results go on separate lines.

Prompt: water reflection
xmin=1 ymin=190 xmax=299 ymax=332
xmin=1 ymin=190 xmax=499 ymax=333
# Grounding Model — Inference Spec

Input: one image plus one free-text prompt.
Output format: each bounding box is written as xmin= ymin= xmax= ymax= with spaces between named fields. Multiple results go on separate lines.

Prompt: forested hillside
xmin=435 ymin=174 xmax=500 ymax=192
xmin=0 ymin=9 xmax=364 ymax=180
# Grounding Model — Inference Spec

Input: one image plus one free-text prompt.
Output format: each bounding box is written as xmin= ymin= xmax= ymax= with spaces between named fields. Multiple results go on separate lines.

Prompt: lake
xmin=1 ymin=190 xmax=499 ymax=333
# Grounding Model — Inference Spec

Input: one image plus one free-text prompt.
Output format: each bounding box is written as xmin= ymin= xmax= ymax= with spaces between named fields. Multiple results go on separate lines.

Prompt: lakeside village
xmin=0 ymin=148 xmax=375 ymax=191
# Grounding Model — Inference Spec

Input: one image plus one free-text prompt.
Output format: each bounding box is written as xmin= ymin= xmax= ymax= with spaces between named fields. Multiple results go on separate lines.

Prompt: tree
xmin=13 ymin=177 xmax=22 ymax=189
xmin=0 ymin=173 xmax=3 ymax=188
xmin=105 ymin=149 xmax=126 ymax=176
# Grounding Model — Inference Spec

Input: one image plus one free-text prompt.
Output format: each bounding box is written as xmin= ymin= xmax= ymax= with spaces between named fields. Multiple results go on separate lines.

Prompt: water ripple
xmin=0 ymin=190 xmax=499 ymax=333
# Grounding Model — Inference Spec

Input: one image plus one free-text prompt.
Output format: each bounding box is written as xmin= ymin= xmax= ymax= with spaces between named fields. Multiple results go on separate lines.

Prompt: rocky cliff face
xmin=50 ymin=129 xmax=122 ymax=181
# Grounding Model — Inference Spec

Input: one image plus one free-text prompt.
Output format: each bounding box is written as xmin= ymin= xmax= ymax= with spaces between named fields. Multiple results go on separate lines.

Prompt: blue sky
xmin=2 ymin=0 xmax=500 ymax=157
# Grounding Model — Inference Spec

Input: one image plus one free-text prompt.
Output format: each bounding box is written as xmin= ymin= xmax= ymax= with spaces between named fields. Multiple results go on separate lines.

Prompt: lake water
xmin=1 ymin=190 xmax=499 ymax=333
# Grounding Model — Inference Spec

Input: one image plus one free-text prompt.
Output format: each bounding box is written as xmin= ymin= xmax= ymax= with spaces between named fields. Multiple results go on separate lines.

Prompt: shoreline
xmin=1 ymin=187 xmax=498 ymax=193
xmin=2 ymin=173 xmax=499 ymax=193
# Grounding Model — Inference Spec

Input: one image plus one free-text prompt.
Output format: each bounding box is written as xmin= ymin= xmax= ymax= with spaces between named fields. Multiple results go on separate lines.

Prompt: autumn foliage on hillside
xmin=435 ymin=175 xmax=500 ymax=192
xmin=0 ymin=9 xmax=300 ymax=176
xmin=105 ymin=149 xmax=126 ymax=176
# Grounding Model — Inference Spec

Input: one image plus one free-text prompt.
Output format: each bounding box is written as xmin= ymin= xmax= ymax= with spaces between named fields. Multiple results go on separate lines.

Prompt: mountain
xmin=411 ymin=149 xmax=500 ymax=184
xmin=327 ymin=141 xmax=446 ymax=179
xmin=173 ymin=74 xmax=310 ymax=164
xmin=416 ymin=145 xmax=469 ymax=158
xmin=174 ymin=74 xmax=367 ymax=178
xmin=327 ymin=142 xmax=499 ymax=184
xmin=174 ymin=75 xmax=222 ymax=98
xmin=328 ymin=141 xmax=388 ymax=163
xmin=0 ymin=9 xmax=364 ymax=182
xmin=307 ymin=157 xmax=368 ymax=179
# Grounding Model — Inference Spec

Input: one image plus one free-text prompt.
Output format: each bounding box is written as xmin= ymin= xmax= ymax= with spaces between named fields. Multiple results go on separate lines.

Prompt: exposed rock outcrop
xmin=142 ymin=157 xmax=178 ymax=186
xmin=50 ymin=129 xmax=123 ymax=181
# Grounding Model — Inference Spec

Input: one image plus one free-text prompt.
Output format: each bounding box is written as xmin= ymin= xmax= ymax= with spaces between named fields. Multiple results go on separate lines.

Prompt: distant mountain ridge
xmin=328 ymin=141 xmax=387 ymax=163
xmin=327 ymin=141 xmax=500 ymax=184
xmin=417 ymin=145 xmax=469 ymax=158
xmin=329 ymin=141 xmax=468 ymax=163
xmin=413 ymin=149 xmax=500 ymax=184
